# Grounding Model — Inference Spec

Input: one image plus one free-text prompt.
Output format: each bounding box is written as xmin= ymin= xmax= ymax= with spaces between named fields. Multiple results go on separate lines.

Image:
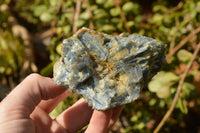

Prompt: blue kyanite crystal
xmin=54 ymin=27 xmax=166 ymax=110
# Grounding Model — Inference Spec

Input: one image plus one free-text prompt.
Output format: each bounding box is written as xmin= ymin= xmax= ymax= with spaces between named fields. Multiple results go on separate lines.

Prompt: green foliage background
xmin=1 ymin=0 xmax=200 ymax=132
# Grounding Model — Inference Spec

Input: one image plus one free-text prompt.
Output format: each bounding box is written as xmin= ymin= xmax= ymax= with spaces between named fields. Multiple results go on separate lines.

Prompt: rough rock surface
xmin=54 ymin=27 xmax=166 ymax=110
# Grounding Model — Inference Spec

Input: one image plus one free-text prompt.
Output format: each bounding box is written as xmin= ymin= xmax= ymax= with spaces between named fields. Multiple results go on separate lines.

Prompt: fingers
xmin=85 ymin=109 xmax=112 ymax=133
xmin=85 ymin=106 xmax=124 ymax=133
xmin=38 ymin=90 xmax=71 ymax=114
xmin=55 ymin=98 xmax=93 ymax=133
xmin=107 ymin=106 xmax=124 ymax=130
xmin=0 ymin=73 xmax=66 ymax=117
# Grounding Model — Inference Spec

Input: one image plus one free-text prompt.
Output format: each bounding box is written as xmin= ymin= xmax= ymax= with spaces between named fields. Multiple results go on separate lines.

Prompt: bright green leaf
xmin=50 ymin=0 xmax=59 ymax=6
xmin=33 ymin=5 xmax=47 ymax=17
xmin=94 ymin=9 xmax=108 ymax=19
xmin=96 ymin=0 xmax=104 ymax=5
xmin=127 ymin=21 xmax=135 ymax=27
xmin=181 ymin=82 xmax=195 ymax=97
xmin=79 ymin=11 xmax=90 ymax=20
xmin=110 ymin=8 xmax=120 ymax=17
xmin=156 ymin=85 xmax=171 ymax=98
xmin=148 ymin=71 xmax=179 ymax=93
xmin=40 ymin=62 xmax=53 ymax=77
xmin=149 ymin=13 xmax=163 ymax=24
xmin=177 ymin=49 xmax=192 ymax=63
xmin=49 ymin=100 xmax=65 ymax=119
xmin=63 ymin=25 xmax=71 ymax=35
xmin=104 ymin=0 xmax=114 ymax=8
xmin=99 ymin=24 xmax=116 ymax=33
xmin=56 ymin=43 xmax=62 ymax=55
xmin=40 ymin=12 xmax=53 ymax=22
xmin=74 ymin=19 xmax=86 ymax=27
xmin=177 ymin=97 xmax=188 ymax=114
xmin=122 ymin=2 xmax=138 ymax=13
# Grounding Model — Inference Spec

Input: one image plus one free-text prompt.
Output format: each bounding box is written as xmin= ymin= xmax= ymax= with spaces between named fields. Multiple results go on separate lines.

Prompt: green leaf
xmin=79 ymin=11 xmax=90 ymax=20
xmin=62 ymin=25 xmax=71 ymax=35
xmin=181 ymin=82 xmax=195 ymax=97
xmin=177 ymin=97 xmax=188 ymax=114
xmin=74 ymin=19 xmax=86 ymax=27
xmin=96 ymin=0 xmax=104 ymax=5
xmin=104 ymin=0 xmax=114 ymax=8
xmin=0 ymin=36 xmax=8 ymax=50
xmin=149 ymin=13 xmax=163 ymax=24
xmin=56 ymin=43 xmax=62 ymax=55
xmin=40 ymin=12 xmax=53 ymax=22
xmin=148 ymin=71 xmax=179 ymax=93
xmin=177 ymin=49 xmax=192 ymax=63
xmin=50 ymin=0 xmax=59 ymax=6
xmin=64 ymin=12 xmax=74 ymax=18
xmin=127 ymin=21 xmax=135 ymax=27
xmin=110 ymin=8 xmax=120 ymax=17
xmin=94 ymin=9 xmax=108 ymax=19
xmin=122 ymin=2 xmax=138 ymax=13
xmin=156 ymin=85 xmax=171 ymax=98
xmin=99 ymin=24 xmax=116 ymax=33
xmin=33 ymin=5 xmax=47 ymax=17
xmin=153 ymin=5 xmax=167 ymax=12
xmin=148 ymin=78 xmax=163 ymax=92
xmin=49 ymin=100 xmax=65 ymax=119
xmin=90 ymin=5 xmax=98 ymax=11
xmin=40 ymin=62 xmax=53 ymax=77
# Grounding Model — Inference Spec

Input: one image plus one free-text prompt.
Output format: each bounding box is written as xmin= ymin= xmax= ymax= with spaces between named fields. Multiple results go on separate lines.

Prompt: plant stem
xmin=113 ymin=0 xmax=131 ymax=33
xmin=154 ymin=42 xmax=200 ymax=133
xmin=166 ymin=27 xmax=200 ymax=62
xmin=73 ymin=0 xmax=82 ymax=34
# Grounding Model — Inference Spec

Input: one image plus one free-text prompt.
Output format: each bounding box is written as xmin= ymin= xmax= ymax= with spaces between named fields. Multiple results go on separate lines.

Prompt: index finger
xmin=0 ymin=73 xmax=66 ymax=118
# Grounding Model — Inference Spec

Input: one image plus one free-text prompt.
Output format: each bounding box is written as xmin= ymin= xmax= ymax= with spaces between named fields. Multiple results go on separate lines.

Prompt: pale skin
xmin=0 ymin=73 xmax=123 ymax=133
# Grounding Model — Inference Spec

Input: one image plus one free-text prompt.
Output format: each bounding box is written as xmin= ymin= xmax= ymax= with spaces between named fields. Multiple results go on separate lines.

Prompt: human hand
xmin=0 ymin=74 xmax=123 ymax=133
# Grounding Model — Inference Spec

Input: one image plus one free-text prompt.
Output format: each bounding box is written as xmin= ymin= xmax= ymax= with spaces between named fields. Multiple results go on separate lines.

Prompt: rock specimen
xmin=54 ymin=27 xmax=166 ymax=110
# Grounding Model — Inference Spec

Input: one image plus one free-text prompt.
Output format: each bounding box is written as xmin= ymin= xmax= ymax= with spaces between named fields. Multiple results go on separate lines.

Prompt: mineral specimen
xmin=54 ymin=27 xmax=166 ymax=110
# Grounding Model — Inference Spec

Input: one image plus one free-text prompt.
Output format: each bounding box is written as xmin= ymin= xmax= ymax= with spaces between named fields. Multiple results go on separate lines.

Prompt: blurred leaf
xmin=148 ymin=71 xmax=179 ymax=93
xmin=90 ymin=5 xmax=98 ymax=11
xmin=104 ymin=0 xmax=114 ymax=8
xmin=49 ymin=100 xmax=65 ymax=119
xmin=96 ymin=0 xmax=104 ymax=5
xmin=33 ymin=5 xmax=47 ymax=17
xmin=99 ymin=24 xmax=116 ymax=33
xmin=56 ymin=43 xmax=62 ymax=55
xmin=156 ymin=85 xmax=171 ymax=98
xmin=0 ymin=36 xmax=8 ymax=50
xmin=74 ymin=19 xmax=86 ymax=27
xmin=110 ymin=8 xmax=120 ymax=17
xmin=94 ymin=9 xmax=108 ymax=19
xmin=149 ymin=13 xmax=163 ymax=24
xmin=181 ymin=82 xmax=196 ymax=97
xmin=64 ymin=12 xmax=74 ymax=18
xmin=122 ymin=2 xmax=139 ymax=14
xmin=79 ymin=11 xmax=90 ymax=20
xmin=149 ymin=98 xmax=157 ymax=106
xmin=153 ymin=5 xmax=168 ymax=12
xmin=177 ymin=97 xmax=188 ymax=114
xmin=177 ymin=49 xmax=192 ymax=63
xmin=40 ymin=12 xmax=53 ymax=22
xmin=50 ymin=0 xmax=59 ymax=6
xmin=63 ymin=25 xmax=71 ymax=35
xmin=127 ymin=21 xmax=135 ymax=27
xmin=40 ymin=62 xmax=53 ymax=76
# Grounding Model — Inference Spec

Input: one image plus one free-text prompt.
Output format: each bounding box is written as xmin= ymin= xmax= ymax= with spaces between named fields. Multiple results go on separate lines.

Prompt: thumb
xmin=0 ymin=73 xmax=66 ymax=117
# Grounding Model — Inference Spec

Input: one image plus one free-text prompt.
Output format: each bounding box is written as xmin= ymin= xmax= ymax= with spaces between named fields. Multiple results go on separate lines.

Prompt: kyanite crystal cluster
xmin=54 ymin=27 xmax=166 ymax=110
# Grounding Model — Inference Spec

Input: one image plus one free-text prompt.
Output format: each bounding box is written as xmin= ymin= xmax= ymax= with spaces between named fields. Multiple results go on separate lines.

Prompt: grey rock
xmin=54 ymin=27 xmax=166 ymax=110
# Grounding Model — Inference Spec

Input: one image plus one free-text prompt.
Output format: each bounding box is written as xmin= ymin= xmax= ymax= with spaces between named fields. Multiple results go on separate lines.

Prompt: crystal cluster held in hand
xmin=54 ymin=27 xmax=166 ymax=110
